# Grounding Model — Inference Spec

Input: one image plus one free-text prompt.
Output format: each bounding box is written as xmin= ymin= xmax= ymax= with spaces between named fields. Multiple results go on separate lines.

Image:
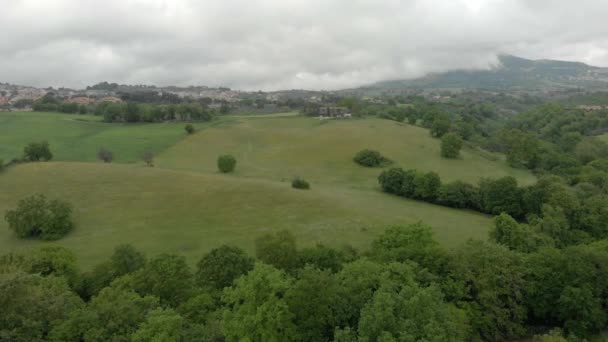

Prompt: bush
xmin=142 ymin=151 xmax=154 ymax=167
xmin=23 ymin=141 xmax=53 ymax=161
xmin=217 ymin=154 xmax=236 ymax=173
xmin=4 ymin=194 xmax=74 ymax=240
xmin=185 ymin=124 xmax=195 ymax=134
xmin=378 ymin=167 xmax=405 ymax=194
xmin=292 ymin=177 xmax=310 ymax=190
xmin=440 ymin=133 xmax=463 ymax=158
xmin=353 ymin=149 xmax=390 ymax=167
xmin=97 ymin=148 xmax=113 ymax=163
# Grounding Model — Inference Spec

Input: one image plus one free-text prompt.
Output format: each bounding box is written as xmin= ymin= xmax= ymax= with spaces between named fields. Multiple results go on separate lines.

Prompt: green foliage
xmin=131 ymin=308 xmax=185 ymax=342
xmin=437 ymin=180 xmax=478 ymax=209
xmin=285 ymin=266 xmax=340 ymax=341
xmin=291 ymin=177 xmax=310 ymax=189
xmin=133 ymin=254 xmax=194 ymax=307
xmin=490 ymin=213 xmax=552 ymax=253
xmin=440 ymin=132 xmax=463 ymax=158
xmin=222 ymin=263 xmax=296 ymax=341
xmin=298 ymin=244 xmax=348 ymax=273
xmin=23 ymin=141 xmax=52 ymax=161
xmin=500 ymin=128 xmax=540 ymax=169
xmin=430 ymin=117 xmax=451 ymax=137
xmin=413 ymin=171 xmax=441 ymax=201
xmin=195 ymin=245 xmax=254 ymax=289
xmin=370 ymin=223 xmax=446 ymax=272
xmin=353 ymin=149 xmax=390 ymax=167
xmin=447 ymin=240 xmax=527 ymax=340
xmin=217 ymin=154 xmax=236 ymax=173
xmin=0 ymin=272 xmax=83 ymax=342
xmin=184 ymin=123 xmax=195 ymax=134
xmin=26 ymin=246 xmax=79 ymax=287
xmin=478 ymin=176 xmax=523 ymax=218
xmin=97 ymin=147 xmax=113 ymax=163
xmin=5 ymin=194 xmax=73 ymax=240
xmin=50 ymin=287 xmax=159 ymax=341
xmin=378 ymin=167 xmax=406 ymax=194
xmin=255 ymin=230 xmax=299 ymax=272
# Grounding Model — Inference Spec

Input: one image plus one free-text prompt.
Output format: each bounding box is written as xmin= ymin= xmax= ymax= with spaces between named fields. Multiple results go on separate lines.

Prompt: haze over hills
xmin=366 ymin=55 xmax=608 ymax=91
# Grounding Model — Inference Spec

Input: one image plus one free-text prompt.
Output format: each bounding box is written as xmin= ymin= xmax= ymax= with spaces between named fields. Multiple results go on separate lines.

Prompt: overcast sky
xmin=1 ymin=0 xmax=608 ymax=90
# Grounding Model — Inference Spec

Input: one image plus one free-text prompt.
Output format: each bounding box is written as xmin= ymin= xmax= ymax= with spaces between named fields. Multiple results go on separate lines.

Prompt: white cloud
xmin=1 ymin=0 xmax=608 ymax=90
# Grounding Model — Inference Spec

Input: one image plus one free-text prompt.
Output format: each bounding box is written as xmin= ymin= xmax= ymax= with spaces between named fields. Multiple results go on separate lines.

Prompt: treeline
xmin=2 ymin=224 xmax=606 ymax=341
xmin=96 ymin=102 xmax=213 ymax=123
xmin=379 ymin=168 xmax=608 ymax=248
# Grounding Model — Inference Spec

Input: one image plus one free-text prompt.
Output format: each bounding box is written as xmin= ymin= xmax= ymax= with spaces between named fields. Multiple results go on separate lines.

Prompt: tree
xmin=23 ymin=141 xmax=52 ymax=161
xmin=5 ymin=194 xmax=74 ymax=240
xmin=353 ymin=149 xmax=390 ymax=167
xmin=413 ymin=171 xmax=441 ymax=202
xmin=110 ymin=244 xmax=146 ymax=277
xmin=133 ymin=254 xmax=194 ymax=307
xmin=255 ymin=230 xmax=299 ymax=272
xmin=222 ymin=263 xmax=297 ymax=341
xmin=378 ymin=167 xmax=405 ymax=194
xmin=0 ymin=272 xmax=83 ymax=342
xmin=50 ymin=287 xmax=159 ymax=341
xmin=500 ymin=129 xmax=540 ymax=169
xmin=184 ymin=124 xmax=195 ymax=134
xmin=298 ymin=244 xmax=348 ymax=273
xmin=490 ymin=213 xmax=552 ymax=253
xmin=195 ymin=245 xmax=254 ymax=289
xmin=26 ymin=246 xmax=79 ymax=287
xmin=131 ymin=308 xmax=185 ymax=342
xmin=217 ymin=154 xmax=236 ymax=173
xmin=446 ymin=241 xmax=526 ymax=340
xmin=97 ymin=148 xmax=113 ymax=163
xmin=430 ymin=118 xmax=450 ymax=137
xmin=370 ymin=223 xmax=446 ymax=272
xmin=142 ymin=151 xmax=154 ymax=167
xmin=440 ymin=133 xmax=463 ymax=158
xmin=478 ymin=176 xmax=523 ymax=218
xmin=291 ymin=177 xmax=310 ymax=189
xmin=437 ymin=180 xmax=478 ymax=209
xmin=285 ymin=266 xmax=340 ymax=341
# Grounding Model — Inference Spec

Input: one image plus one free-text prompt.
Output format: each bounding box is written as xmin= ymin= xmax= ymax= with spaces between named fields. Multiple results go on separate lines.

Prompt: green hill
xmin=0 ymin=112 xmax=535 ymax=267
xmin=368 ymin=55 xmax=608 ymax=90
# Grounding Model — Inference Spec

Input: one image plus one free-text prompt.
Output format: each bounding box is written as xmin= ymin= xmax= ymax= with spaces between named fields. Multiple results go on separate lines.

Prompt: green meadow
xmin=0 ymin=112 xmax=535 ymax=267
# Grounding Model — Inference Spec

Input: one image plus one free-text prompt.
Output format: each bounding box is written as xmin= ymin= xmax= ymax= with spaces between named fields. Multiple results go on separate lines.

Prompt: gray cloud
xmin=2 ymin=0 xmax=608 ymax=90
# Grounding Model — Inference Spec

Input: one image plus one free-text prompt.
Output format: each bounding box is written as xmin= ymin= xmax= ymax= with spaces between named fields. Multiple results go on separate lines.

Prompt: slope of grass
xmin=158 ymin=116 xmax=535 ymax=189
xmin=0 ymin=162 xmax=492 ymax=268
xmin=0 ymin=111 xmax=207 ymax=163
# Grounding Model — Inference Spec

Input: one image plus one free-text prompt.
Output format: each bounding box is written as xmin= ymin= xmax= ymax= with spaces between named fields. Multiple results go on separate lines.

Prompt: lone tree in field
xmin=4 ymin=194 xmax=74 ymax=240
xmin=23 ymin=141 xmax=53 ymax=161
xmin=217 ymin=154 xmax=236 ymax=173
xmin=440 ymin=133 xmax=463 ymax=159
xmin=98 ymin=148 xmax=114 ymax=163
xmin=291 ymin=177 xmax=310 ymax=190
xmin=353 ymin=149 xmax=390 ymax=167
xmin=142 ymin=151 xmax=154 ymax=167
xmin=185 ymin=124 xmax=195 ymax=134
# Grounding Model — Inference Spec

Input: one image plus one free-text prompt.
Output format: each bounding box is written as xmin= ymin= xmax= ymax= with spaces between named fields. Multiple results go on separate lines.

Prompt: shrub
xmin=440 ymin=133 xmax=463 ymax=158
xmin=413 ymin=171 xmax=442 ymax=202
xmin=292 ymin=177 xmax=310 ymax=190
xmin=4 ymin=194 xmax=74 ymax=240
xmin=23 ymin=141 xmax=53 ymax=161
xmin=97 ymin=148 xmax=113 ymax=163
xmin=142 ymin=151 xmax=154 ymax=167
xmin=217 ymin=154 xmax=236 ymax=173
xmin=378 ymin=167 xmax=405 ymax=194
xmin=354 ymin=149 xmax=390 ymax=167
xmin=185 ymin=124 xmax=195 ymax=134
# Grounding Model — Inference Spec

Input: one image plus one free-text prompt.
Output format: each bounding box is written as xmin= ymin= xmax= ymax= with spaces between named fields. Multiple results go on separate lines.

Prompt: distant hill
xmin=368 ymin=55 xmax=608 ymax=91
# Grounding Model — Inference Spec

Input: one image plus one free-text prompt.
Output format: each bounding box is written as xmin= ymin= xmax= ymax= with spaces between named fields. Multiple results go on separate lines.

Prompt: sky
xmin=1 ymin=0 xmax=608 ymax=91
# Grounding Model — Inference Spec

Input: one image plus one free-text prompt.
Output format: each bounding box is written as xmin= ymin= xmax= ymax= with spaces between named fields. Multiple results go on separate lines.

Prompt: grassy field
xmin=0 ymin=162 xmax=493 ymax=267
xmin=0 ymin=111 xmax=210 ymax=163
xmin=0 ymin=112 xmax=535 ymax=268
xmin=157 ymin=116 xmax=536 ymax=188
